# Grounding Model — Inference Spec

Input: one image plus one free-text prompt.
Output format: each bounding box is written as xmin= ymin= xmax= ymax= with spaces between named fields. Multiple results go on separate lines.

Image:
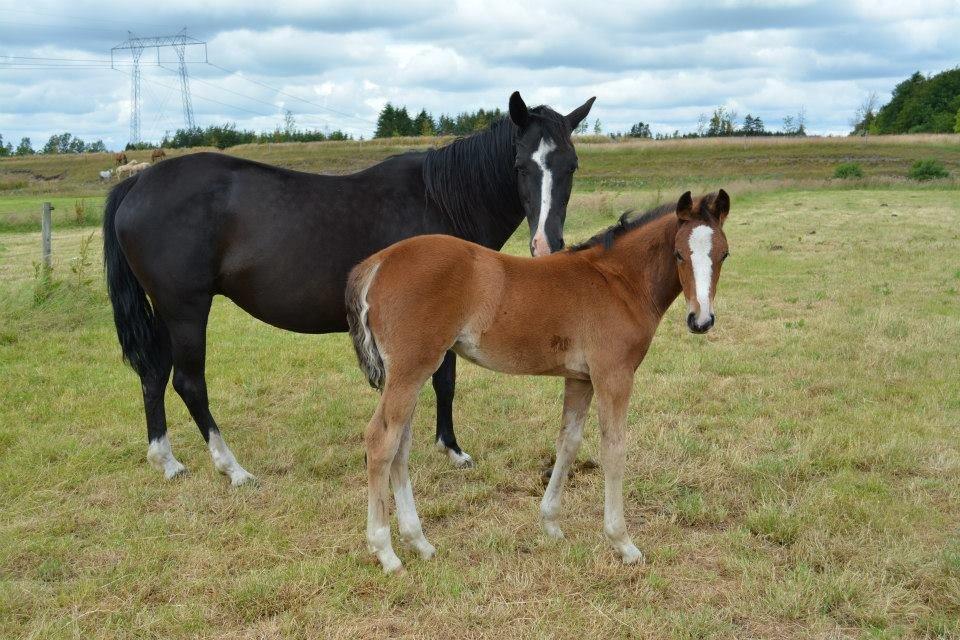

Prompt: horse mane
xmin=568 ymin=203 xmax=675 ymax=252
xmin=568 ymin=192 xmax=722 ymax=253
xmin=422 ymin=108 xmax=570 ymax=241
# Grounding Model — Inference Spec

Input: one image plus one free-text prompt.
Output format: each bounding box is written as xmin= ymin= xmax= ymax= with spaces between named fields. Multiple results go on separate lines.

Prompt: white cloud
xmin=1 ymin=0 xmax=958 ymax=147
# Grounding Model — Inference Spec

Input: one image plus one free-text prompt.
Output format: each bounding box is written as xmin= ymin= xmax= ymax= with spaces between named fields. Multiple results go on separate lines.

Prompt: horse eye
xmin=674 ymin=250 xmax=684 ymax=262
xmin=721 ymin=251 xmax=730 ymax=261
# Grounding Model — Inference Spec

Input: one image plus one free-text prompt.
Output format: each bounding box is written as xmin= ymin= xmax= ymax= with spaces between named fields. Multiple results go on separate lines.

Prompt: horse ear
xmin=509 ymin=91 xmax=530 ymax=128
xmin=714 ymin=189 xmax=730 ymax=225
xmin=566 ymin=96 xmax=596 ymax=131
xmin=676 ymin=191 xmax=693 ymax=221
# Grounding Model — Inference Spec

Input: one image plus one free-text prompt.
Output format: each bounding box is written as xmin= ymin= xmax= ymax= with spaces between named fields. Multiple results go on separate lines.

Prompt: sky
xmin=1 ymin=0 xmax=959 ymax=150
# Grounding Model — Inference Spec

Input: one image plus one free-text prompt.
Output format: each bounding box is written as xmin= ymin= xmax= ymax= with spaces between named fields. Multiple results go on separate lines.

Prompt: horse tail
xmin=103 ymin=174 xmax=171 ymax=382
xmin=346 ymin=260 xmax=385 ymax=391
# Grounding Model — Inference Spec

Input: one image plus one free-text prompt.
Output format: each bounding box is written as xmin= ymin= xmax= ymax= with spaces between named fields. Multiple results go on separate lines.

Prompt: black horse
xmin=103 ymin=91 xmax=595 ymax=485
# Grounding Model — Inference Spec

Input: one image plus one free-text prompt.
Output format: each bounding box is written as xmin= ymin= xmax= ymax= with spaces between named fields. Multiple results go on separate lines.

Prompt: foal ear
xmin=509 ymin=91 xmax=530 ymax=128
xmin=566 ymin=96 xmax=596 ymax=131
xmin=676 ymin=191 xmax=694 ymax=221
xmin=713 ymin=189 xmax=730 ymax=225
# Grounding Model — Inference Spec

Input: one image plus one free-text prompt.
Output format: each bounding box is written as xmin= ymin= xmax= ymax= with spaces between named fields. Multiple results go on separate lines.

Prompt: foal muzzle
xmin=687 ymin=312 xmax=715 ymax=334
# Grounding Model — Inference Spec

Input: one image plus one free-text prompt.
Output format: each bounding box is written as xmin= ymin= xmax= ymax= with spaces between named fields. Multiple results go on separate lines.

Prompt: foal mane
xmin=422 ymin=108 xmax=570 ymax=242
xmin=568 ymin=203 xmax=676 ymax=252
xmin=568 ymin=192 xmax=722 ymax=253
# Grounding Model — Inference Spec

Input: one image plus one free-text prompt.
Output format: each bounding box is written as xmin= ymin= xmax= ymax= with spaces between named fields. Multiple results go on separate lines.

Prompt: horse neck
xmin=589 ymin=215 xmax=683 ymax=320
xmin=422 ymin=119 xmax=526 ymax=249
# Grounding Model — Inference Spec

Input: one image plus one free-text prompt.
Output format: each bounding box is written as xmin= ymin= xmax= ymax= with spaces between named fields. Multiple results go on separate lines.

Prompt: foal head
xmin=673 ymin=190 xmax=731 ymax=334
xmin=509 ymin=91 xmax=595 ymax=257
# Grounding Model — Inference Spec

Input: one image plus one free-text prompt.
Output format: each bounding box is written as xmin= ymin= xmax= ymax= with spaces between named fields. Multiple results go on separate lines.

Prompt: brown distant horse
xmin=115 ymin=152 xmax=128 ymax=166
xmin=346 ymin=190 xmax=731 ymax=572
xmin=151 ymin=149 xmax=166 ymax=163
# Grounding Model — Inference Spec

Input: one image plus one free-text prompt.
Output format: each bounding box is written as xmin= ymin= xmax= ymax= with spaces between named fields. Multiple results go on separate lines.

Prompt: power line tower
xmin=111 ymin=28 xmax=207 ymax=145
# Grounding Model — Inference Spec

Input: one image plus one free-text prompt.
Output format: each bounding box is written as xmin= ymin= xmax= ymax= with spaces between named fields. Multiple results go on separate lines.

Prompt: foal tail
xmin=346 ymin=260 xmax=385 ymax=391
xmin=102 ymin=174 xmax=171 ymax=382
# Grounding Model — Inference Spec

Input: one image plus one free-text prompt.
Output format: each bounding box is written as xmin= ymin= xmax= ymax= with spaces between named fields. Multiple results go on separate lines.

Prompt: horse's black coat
xmin=104 ymin=92 xmax=594 ymax=463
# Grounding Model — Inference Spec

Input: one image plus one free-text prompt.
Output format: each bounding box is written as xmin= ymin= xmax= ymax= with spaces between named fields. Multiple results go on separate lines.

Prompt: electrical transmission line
xmin=111 ymin=29 xmax=207 ymax=144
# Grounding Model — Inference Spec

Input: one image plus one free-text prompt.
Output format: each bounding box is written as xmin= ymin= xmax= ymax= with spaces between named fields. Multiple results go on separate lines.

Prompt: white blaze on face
xmin=689 ymin=225 xmax=715 ymax=324
xmin=530 ymin=137 xmax=556 ymax=256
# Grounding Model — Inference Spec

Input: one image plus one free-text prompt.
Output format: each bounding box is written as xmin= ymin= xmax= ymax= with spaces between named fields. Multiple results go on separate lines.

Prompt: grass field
xmin=1 ymin=137 xmax=959 ymax=639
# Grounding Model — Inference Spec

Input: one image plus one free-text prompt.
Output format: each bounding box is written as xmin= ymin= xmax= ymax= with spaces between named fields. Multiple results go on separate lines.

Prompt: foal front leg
xmin=596 ymin=372 xmax=643 ymax=565
xmin=540 ymin=378 xmax=593 ymax=539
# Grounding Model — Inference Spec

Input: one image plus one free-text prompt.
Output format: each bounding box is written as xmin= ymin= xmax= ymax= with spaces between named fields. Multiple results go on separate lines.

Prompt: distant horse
xmin=346 ymin=191 xmax=731 ymax=572
xmin=115 ymin=152 xmax=128 ymax=166
xmin=151 ymin=149 xmax=166 ymax=162
xmin=115 ymin=161 xmax=149 ymax=178
xmin=103 ymin=91 xmax=595 ymax=485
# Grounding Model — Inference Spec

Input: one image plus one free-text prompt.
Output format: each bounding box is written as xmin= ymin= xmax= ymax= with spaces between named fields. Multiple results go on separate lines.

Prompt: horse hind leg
xmin=432 ymin=351 xmax=474 ymax=469
xmin=165 ymin=297 xmax=256 ymax=487
xmin=142 ymin=320 xmax=184 ymax=479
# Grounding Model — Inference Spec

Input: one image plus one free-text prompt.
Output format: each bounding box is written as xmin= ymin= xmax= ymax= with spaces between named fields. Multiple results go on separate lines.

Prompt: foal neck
xmin=588 ymin=213 xmax=683 ymax=319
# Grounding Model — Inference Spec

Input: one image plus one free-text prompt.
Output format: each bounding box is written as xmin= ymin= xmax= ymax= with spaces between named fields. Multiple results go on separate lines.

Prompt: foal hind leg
xmin=367 ymin=378 xmax=429 ymax=573
xmin=142 ymin=326 xmax=184 ymax=479
xmin=392 ymin=420 xmax=435 ymax=560
xmin=541 ymin=378 xmax=593 ymax=539
xmin=432 ymin=351 xmax=474 ymax=468
xmin=165 ymin=298 xmax=255 ymax=486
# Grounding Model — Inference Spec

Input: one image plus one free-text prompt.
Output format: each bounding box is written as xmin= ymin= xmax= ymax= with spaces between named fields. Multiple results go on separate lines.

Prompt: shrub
xmin=908 ymin=159 xmax=949 ymax=181
xmin=833 ymin=162 xmax=863 ymax=179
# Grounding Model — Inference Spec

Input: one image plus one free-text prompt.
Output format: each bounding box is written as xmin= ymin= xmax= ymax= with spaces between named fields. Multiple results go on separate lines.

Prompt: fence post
xmin=41 ymin=202 xmax=53 ymax=270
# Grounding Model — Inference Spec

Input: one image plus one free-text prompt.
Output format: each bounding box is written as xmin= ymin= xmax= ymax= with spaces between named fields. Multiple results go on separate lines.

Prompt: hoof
xmin=448 ymin=449 xmax=475 ymax=469
xmin=165 ymin=463 xmax=188 ymax=480
xmin=620 ymin=545 xmax=645 ymax=565
xmin=416 ymin=540 xmax=437 ymax=561
xmin=437 ymin=439 xmax=475 ymax=469
xmin=542 ymin=520 xmax=564 ymax=540
xmin=230 ymin=470 xmax=259 ymax=487
xmin=380 ymin=554 xmax=404 ymax=574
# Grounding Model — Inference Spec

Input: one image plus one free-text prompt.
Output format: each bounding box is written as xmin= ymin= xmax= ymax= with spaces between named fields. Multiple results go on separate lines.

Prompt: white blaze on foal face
xmin=688 ymin=224 xmax=715 ymax=324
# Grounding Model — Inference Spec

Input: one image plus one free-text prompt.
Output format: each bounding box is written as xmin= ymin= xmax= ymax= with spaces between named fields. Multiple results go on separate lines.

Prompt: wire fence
xmin=0 ymin=203 xmax=103 ymax=284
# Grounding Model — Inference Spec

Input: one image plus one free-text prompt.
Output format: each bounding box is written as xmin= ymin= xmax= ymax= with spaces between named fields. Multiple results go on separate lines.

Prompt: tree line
xmin=0 ymin=132 xmax=107 ymax=156
xmin=374 ymin=103 xmax=507 ymax=137
xmin=375 ymin=102 xmax=808 ymax=140
xmin=145 ymin=112 xmax=351 ymax=150
xmin=851 ymin=67 xmax=960 ymax=135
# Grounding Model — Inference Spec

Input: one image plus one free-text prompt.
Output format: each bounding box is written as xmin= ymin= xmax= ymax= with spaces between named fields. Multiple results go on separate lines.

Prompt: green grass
xmin=1 ymin=140 xmax=959 ymax=638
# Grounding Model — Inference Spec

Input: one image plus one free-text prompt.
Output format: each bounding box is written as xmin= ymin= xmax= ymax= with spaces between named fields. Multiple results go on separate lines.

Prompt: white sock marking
xmin=531 ymin=137 xmax=556 ymax=253
xmin=689 ymin=225 xmax=714 ymax=324
xmin=208 ymin=431 xmax=256 ymax=486
xmin=147 ymin=435 xmax=186 ymax=480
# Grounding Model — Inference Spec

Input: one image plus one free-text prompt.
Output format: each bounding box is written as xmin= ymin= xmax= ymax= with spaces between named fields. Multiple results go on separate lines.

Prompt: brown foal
xmin=346 ymin=190 xmax=731 ymax=572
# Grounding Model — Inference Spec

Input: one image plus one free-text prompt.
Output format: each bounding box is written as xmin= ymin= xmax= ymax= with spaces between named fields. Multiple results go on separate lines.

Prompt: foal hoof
xmin=542 ymin=520 xmax=564 ymax=540
xmin=229 ymin=470 xmax=259 ymax=487
xmin=620 ymin=545 xmax=645 ymax=565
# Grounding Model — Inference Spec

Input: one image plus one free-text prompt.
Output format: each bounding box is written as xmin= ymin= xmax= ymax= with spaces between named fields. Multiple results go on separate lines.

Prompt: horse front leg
xmin=595 ymin=370 xmax=643 ymax=565
xmin=432 ymin=351 xmax=474 ymax=468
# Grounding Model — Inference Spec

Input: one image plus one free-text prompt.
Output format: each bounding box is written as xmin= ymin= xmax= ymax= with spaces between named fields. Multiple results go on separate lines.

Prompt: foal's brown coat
xmin=347 ymin=191 xmax=731 ymax=572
